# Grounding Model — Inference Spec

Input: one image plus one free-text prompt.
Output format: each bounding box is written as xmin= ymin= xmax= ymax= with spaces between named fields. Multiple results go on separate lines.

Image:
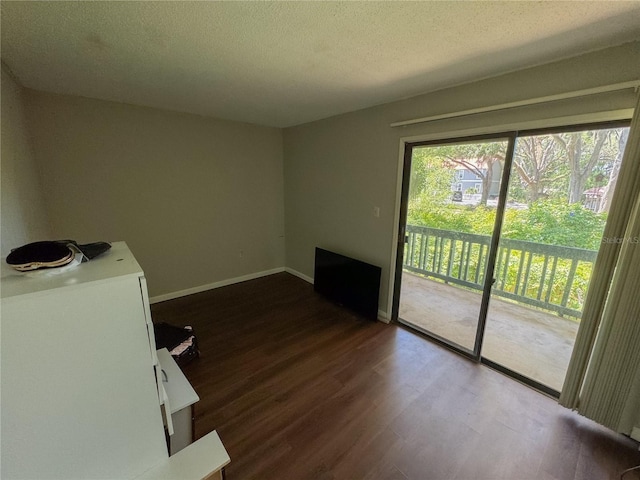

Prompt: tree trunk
xmin=480 ymin=159 xmax=493 ymax=206
xmin=599 ymin=129 xmax=629 ymax=213
xmin=561 ymin=131 xmax=608 ymax=205
xmin=568 ymin=172 xmax=583 ymax=204
xmin=567 ymin=134 xmax=584 ymax=204
xmin=528 ymin=183 xmax=540 ymax=203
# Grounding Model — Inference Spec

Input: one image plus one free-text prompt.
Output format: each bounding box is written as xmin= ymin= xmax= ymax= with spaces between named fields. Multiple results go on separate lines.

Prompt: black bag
xmin=154 ymin=322 xmax=200 ymax=367
xmin=6 ymin=240 xmax=111 ymax=271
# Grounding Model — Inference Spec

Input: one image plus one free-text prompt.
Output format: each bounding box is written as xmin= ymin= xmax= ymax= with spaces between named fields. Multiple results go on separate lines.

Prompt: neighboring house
xmin=452 ymin=167 xmax=483 ymax=193
xmin=583 ymin=186 xmax=605 ymax=212
xmin=452 ymin=162 xmax=503 ymax=199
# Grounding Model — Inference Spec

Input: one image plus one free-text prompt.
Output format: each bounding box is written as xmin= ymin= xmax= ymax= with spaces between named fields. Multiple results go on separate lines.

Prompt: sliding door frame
xmin=387 ymin=109 xmax=632 ymax=322
xmin=391 ymin=119 xmax=631 ymax=396
xmin=480 ymin=119 xmax=631 ymax=398
xmin=392 ymin=132 xmax=517 ymax=360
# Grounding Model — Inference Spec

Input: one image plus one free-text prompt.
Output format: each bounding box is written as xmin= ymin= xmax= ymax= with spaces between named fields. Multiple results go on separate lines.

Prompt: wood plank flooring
xmin=151 ymin=272 xmax=640 ymax=480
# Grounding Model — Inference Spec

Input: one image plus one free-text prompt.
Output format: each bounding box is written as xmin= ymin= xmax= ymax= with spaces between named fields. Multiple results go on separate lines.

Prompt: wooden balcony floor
xmin=399 ymin=272 xmax=579 ymax=392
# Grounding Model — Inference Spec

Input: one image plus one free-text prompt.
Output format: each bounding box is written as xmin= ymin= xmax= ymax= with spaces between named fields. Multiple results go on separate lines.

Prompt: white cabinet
xmin=1 ymin=242 xmax=229 ymax=479
xmin=1 ymin=242 xmax=167 ymax=479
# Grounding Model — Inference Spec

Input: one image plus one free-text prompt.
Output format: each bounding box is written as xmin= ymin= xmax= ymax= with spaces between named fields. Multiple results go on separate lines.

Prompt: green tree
xmin=409 ymin=147 xmax=454 ymax=204
xmin=512 ymin=135 xmax=568 ymax=204
xmin=408 ymin=200 xmax=605 ymax=250
xmin=553 ymin=129 xmax=617 ymax=204
xmin=501 ymin=200 xmax=606 ymax=249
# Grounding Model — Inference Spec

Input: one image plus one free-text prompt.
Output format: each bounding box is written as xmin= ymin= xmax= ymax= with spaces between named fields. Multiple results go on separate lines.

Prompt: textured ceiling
xmin=2 ymin=1 xmax=640 ymax=128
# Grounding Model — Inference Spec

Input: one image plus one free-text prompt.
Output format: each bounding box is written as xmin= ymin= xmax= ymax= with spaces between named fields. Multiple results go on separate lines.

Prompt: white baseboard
xmin=151 ymin=266 xmax=392 ymax=324
xmin=284 ymin=267 xmax=314 ymax=284
xmin=150 ymin=267 xmax=285 ymax=304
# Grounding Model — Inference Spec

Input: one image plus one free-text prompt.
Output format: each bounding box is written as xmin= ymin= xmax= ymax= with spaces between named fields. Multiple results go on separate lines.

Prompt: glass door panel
xmin=398 ymin=138 xmax=510 ymax=353
xmin=482 ymin=125 xmax=630 ymax=392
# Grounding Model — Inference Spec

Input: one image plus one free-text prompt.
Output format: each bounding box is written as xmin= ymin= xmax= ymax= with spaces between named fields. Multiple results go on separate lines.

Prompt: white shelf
xmin=157 ymin=348 xmax=200 ymax=413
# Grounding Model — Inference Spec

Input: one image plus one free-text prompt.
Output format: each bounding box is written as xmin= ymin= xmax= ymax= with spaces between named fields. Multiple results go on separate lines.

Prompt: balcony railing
xmin=403 ymin=225 xmax=598 ymax=318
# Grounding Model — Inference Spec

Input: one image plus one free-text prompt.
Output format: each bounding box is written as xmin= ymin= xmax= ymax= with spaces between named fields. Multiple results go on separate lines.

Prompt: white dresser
xmin=1 ymin=242 xmax=229 ymax=479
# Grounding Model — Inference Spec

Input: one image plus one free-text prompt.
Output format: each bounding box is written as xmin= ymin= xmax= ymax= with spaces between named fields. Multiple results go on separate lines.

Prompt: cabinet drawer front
xmin=139 ymin=276 xmax=159 ymax=366
xmin=158 ymin=380 xmax=175 ymax=436
xmin=147 ymin=322 xmax=159 ymax=366
xmin=1 ymin=276 xmax=167 ymax=479
xmin=155 ymin=363 xmax=165 ymax=403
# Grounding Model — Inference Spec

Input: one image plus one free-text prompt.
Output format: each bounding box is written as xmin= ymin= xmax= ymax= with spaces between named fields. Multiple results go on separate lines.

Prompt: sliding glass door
xmin=394 ymin=122 xmax=630 ymax=394
xmin=395 ymin=135 xmax=514 ymax=355
xmin=482 ymin=125 xmax=630 ymax=393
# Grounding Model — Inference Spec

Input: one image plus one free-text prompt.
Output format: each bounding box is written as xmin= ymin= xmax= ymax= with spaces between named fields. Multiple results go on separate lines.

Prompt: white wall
xmin=283 ymin=41 xmax=640 ymax=317
xmin=0 ymin=65 xmax=52 ymax=256
xmin=23 ymin=91 xmax=284 ymax=298
xmin=5 ymin=41 xmax=640 ymax=308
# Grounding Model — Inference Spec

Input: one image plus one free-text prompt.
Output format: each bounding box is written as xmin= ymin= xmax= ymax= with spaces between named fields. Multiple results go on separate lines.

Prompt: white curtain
xmin=579 ymin=193 xmax=640 ymax=432
xmin=560 ymin=91 xmax=640 ymax=435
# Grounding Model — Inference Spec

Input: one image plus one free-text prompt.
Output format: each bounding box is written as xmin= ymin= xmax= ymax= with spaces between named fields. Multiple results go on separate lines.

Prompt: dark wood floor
xmin=151 ymin=272 xmax=640 ymax=480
